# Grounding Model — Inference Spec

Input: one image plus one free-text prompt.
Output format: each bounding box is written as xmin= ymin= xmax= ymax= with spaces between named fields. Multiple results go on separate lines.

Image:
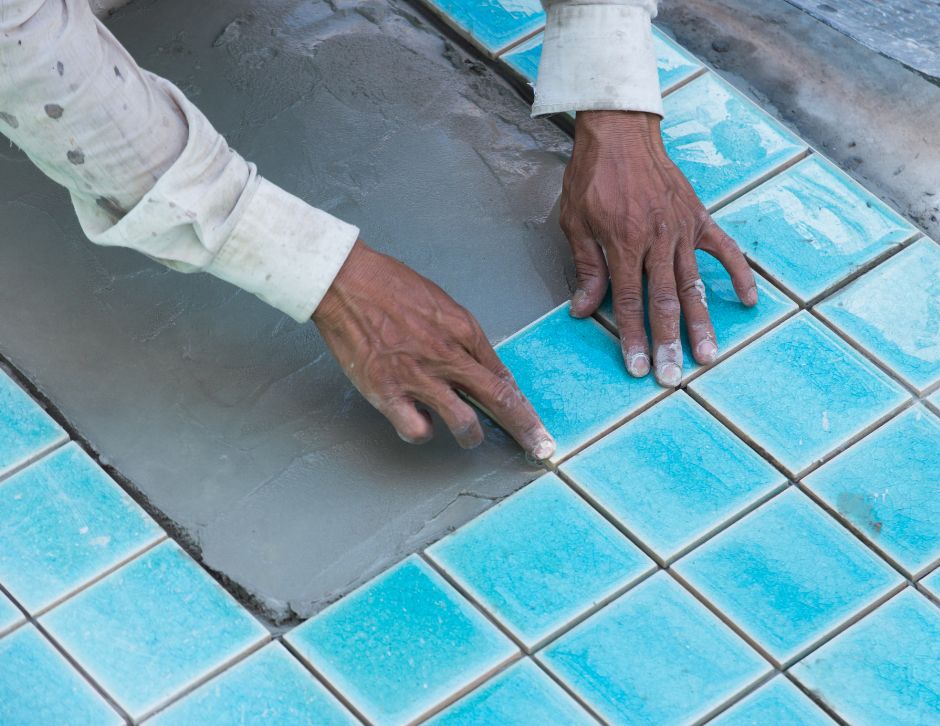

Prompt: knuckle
xmin=650 ymin=291 xmax=681 ymax=318
xmin=613 ymin=288 xmax=644 ymax=315
xmin=489 ymin=379 xmax=521 ymax=412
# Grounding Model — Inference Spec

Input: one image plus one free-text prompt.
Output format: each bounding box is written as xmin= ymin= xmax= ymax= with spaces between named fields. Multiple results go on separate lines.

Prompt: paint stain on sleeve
xmin=67 ymin=149 xmax=85 ymax=165
xmin=44 ymin=104 xmax=64 ymax=119
xmin=0 ymin=111 xmax=18 ymax=129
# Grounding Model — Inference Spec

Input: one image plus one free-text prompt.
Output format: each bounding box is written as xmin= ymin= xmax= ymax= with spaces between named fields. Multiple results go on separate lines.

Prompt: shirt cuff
xmin=532 ymin=4 xmax=663 ymax=117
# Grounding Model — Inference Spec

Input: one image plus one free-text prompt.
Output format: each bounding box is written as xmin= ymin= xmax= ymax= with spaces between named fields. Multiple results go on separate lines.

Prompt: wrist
xmin=312 ymin=239 xmax=376 ymax=328
xmin=575 ymin=110 xmax=665 ymax=157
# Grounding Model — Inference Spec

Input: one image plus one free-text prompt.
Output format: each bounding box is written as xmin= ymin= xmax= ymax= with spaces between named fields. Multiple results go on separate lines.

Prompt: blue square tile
xmin=715 ymin=156 xmax=915 ymax=302
xmin=711 ymin=678 xmax=833 ymax=725
xmin=285 ymin=556 xmax=516 ymax=725
xmin=427 ymin=659 xmax=594 ymax=725
xmin=817 ymin=239 xmax=940 ymax=391
xmin=0 ymin=443 xmax=164 ymax=613
xmin=425 ymin=0 xmax=544 ymax=55
xmin=791 ymin=589 xmax=940 ymax=725
xmin=496 ymin=305 xmax=663 ymax=461
xmin=0 ymin=625 xmax=122 ymax=726
xmin=500 ymin=32 xmax=543 ymax=82
xmin=689 ymin=313 xmax=909 ymax=476
xmin=150 ymin=643 xmax=356 ymax=726
xmin=0 ymin=590 xmax=24 ymax=636
xmin=541 ymin=572 xmax=769 ymax=724
xmin=429 ymin=473 xmax=654 ymax=648
xmin=40 ymin=540 xmax=268 ymax=720
xmin=661 ymin=74 xmax=806 ymax=209
xmin=562 ymin=393 xmax=785 ymax=561
xmin=929 ymin=388 xmax=940 ymax=411
xmin=0 ymin=372 xmax=66 ymax=479
xmin=674 ymin=489 xmax=902 ymax=664
xmin=921 ymin=568 xmax=940 ymax=600
xmin=804 ymin=406 xmax=940 ymax=577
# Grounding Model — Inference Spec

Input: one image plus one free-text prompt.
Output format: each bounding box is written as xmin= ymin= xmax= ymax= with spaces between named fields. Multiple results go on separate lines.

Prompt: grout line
xmin=0 ymin=433 xmax=70 ymax=488
xmin=782 ymin=671 xmax=850 ymax=725
xmin=530 ymin=654 xmax=608 ymax=725
xmin=493 ymin=24 xmax=545 ymax=58
xmin=661 ymin=65 xmax=708 ymax=97
xmin=691 ymin=670 xmax=777 ymax=726
xmin=705 ymin=147 xmax=812 ymax=215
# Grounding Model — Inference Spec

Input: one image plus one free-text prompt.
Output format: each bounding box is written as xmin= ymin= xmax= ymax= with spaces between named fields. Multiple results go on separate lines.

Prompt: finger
xmin=609 ymin=246 xmax=650 ymax=377
xmin=562 ymin=217 xmax=609 ymax=318
xmin=676 ymin=246 xmax=718 ymax=365
xmin=697 ymin=221 xmax=758 ymax=306
xmin=646 ymin=249 xmax=683 ymax=387
xmin=415 ymin=384 xmax=485 ymax=450
xmin=377 ymin=396 xmax=434 ymax=445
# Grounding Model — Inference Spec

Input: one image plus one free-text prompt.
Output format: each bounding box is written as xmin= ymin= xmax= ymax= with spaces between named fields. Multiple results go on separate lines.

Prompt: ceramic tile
xmin=424 ymin=0 xmax=544 ymax=55
xmin=496 ymin=304 xmax=662 ymax=460
xmin=929 ymin=388 xmax=940 ymax=411
xmin=0 ymin=371 xmax=66 ymax=479
xmin=285 ymin=556 xmax=516 ymax=726
xmin=791 ymin=589 xmax=940 ymax=726
xmin=804 ymin=406 xmax=940 ymax=576
xmin=711 ymin=678 xmax=833 ymax=725
xmin=675 ymin=489 xmax=902 ymax=664
xmin=40 ymin=540 xmax=268 ymax=720
xmin=715 ymin=156 xmax=915 ymax=302
xmin=921 ymin=568 xmax=940 ymax=599
xmin=0 ymin=590 xmax=24 ymax=636
xmin=0 ymin=625 xmax=122 ymax=726
xmin=427 ymin=659 xmax=594 ymax=725
xmin=661 ymin=73 xmax=806 ymax=209
xmin=817 ymin=239 xmax=940 ymax=391
xmin=689 ymin=313 xmax=908 ymax=476
xmin=150 ymin=643 xmax=357 ymax=726
xmin=540 ymin=572 xmax=768 ymax=724
xmin=429 ymin=473 xmax=654 ymax=648
xmin=562 ymin=393 xmax=785 ymax=561
xmin=0 ymin=443 xmax=163 ymax=613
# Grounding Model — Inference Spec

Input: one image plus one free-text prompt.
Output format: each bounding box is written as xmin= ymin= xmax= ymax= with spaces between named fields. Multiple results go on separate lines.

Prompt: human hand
xmin=313 ymin=240 xmax=555 ymax=459
xmin=560 ymin=110 xmax=758 ymax=386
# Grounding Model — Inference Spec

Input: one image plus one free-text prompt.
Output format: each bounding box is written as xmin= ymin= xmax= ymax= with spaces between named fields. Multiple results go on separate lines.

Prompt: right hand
xmin=313 ymin=240 xmax=556 ymax=460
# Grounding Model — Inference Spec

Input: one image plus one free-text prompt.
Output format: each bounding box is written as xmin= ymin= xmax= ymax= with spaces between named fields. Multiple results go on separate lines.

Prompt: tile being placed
xmin=0 ymin=625 xmax=122 ymax=726
xmin=661 ymin=73 xmax=806 ymax=209
xmin=712 ymin=678 xmax=833 ymax=725
xmin=0 ymin=443 xmax=163 ymax=613
xmin=427 ymin=659 xmax=594 ymax=725
xmin=804 ymin=406 xmax=940 ymax=577
xmin=0 ymin=371 xmax=66 ymax=479
xmin=791 ymin=589 xmax=940 ymax=725
xmin=40 ymin=540 xmax=268 ymax=721
xmin=495 ymin=304 xmax=662 ymax=461
xmin=674 ymin=489 xmax=902 ymax=664
xmin=540 ymin=572 xmax=769 ymax=724
xmin=150 ymin=643 xmax=357 ymax=726
xmin=424 ymin=0 xmax=544 ymax=55
xmin=0 ymin=590 xmax=24 ymax=636
xmin=285 ymin=555 xmax=516 ymax=726
xmin=817 ymin=238 xmax=940 ymax=391
xmin=428 ymin=473 xmax=654 ymax=648
xmin=689 ymin=313 xmax=908 ymax=476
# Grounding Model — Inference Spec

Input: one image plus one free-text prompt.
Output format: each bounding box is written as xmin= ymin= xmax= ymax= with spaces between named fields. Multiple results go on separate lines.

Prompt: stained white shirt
xmin=0 ymin=0 xmax=659 ymax=322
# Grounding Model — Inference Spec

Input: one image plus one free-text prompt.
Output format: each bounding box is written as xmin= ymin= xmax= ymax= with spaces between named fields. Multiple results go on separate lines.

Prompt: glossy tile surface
xmin=0 ymin=371 xmax=66 ymax=479
xmin=921 ymin=568 xmax=940 ymax=598
xmin=286 ymin=556 xmax=516 ymax=725
xmin=690 ymin=313 xmax=908 ymax=475
xmin=563 ymin=393 xmax=784 ymax=561
xmin=151 ymin=643 xmax=356 ymax=726
xmin=0 ymin=625 xmax=121 ymax=726
xmin=817 ymin=239 xmax=940 ymax=390
xmin=428 ymin=659 xmax=594 ymax=725
xmin=425 ymin=0 xmax=544 ymax=54
xmin=496 ymin=305 xmax=662 ymax=460
xmin=541 ymin=572 xmax=768 ymax=724
xmin=675 ymin=489 xmax=902 ymax=663
xmin=791 ymin=589 xmax=940 ymax=725
xmin=40 ymin=541 xmax=268 ymax=719
xmin=712 ymin=678 xmax=833 ymax=725
xmin=0 ymin=590 xmax=23 ymax=635
xmin=661 ymin=74 xmax=805 ymax=209
xmin=429 ymin=473 xmax=654 ymax=647
xmin=715 ymin=156 xmax=915 ymax=301
xmin=0 ymin=443 xmax=163 ymax=612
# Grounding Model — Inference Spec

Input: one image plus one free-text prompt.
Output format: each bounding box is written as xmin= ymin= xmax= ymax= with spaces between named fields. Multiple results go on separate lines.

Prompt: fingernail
xmin=657 ymin=363 xmax=682 ymax=387
xmin=627 ymin=352 xmax=651 ymax=377
xmin=745 ymin=285 xmax=758 ymax=306
xmin=569 ymin=290 xmax=587 ymax=316
xmin=697 ymin=340 xmax=718 ymax=363
xmin=532 ymin=437 xmax=556 ymax=461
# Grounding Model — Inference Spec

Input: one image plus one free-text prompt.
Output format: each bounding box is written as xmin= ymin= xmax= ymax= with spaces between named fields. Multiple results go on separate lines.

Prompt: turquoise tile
xmin=285 ymin=556 xmax=516 ymax=726
xmin=0 ymin=625 xmax=121 ymax=726
xmin=428 ymin=659 xmax=594 ymax=725
xmin=425 ymin=0 xmax=544 ymax=55
xmin=791 ymin=589 xmax=940 ymax=725
xmin=40 ymin=540 xmax=268 ymax=720
xmin=501 ymin=32 xmax=543 ymax=82
xmin=0 ymin=371 xmax=66 ymax=479
xmin=150 ymin=643 xmax=357 ymax=726
xmin=921 ymin=568 xmax=940 ymax=599
xmin=712 ymin=678 xmax=833 ymax=725
xmin=541 ymin=572 xmax=768 ymax=724
xmin=674 ymin=489 xmax=902 ymax=664
xmin=661 ymin=74 xmax=805 ymax=209
xmin=0 ymin=590 xmax=24 ymax=636
xmin=429 ymin=473 xmax=654 ymax=648
xmin=690 ymin=313 xmax=908 ymax=475
xmin=817 ymin=239 xmax=940 ymax=391
xmin=715 ymin=156 xmax=915 ymax=302
xmin=0 ymin=443 xmax=163 ymax=613
xmin=929 ymin=388 xmax=940 ymax=411
xmin=562 ymin=393 xmax=785 ymax=561
xmin=804 ymin=406 xmax=940 ymax=576
xmin=596 ymin=250 xmax=796 ymax=380
xmin=496 ymin=305 xmax=662 ymax=460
